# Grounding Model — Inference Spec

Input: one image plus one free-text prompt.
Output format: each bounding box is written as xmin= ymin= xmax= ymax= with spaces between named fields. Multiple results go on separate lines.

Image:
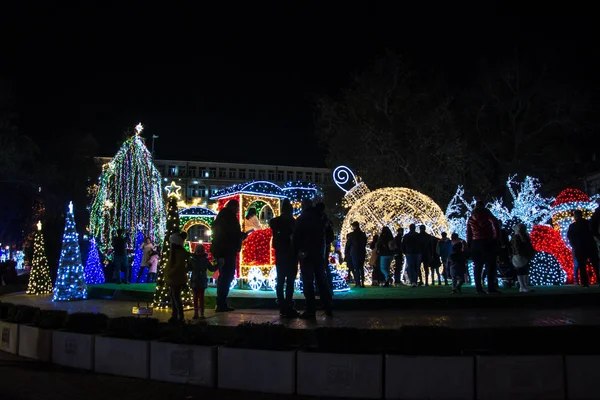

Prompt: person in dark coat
xmin=377 ymin=227 xmax=395 ymax=287
xmin=211 ymin=199 xmax=245 ymax=312
xmin=418 ymin=225 xmax=433 ymax=286
xmin=393 ymin=227 xmax=405 ymax=285
xmin=344 ymin=232 xmax=355 ymax=283
xmin=467 ymin=201 xmax=500 ymax=294
xmin=567 ymin=210 xmax=600 ymax=287
xmin=591 ymin=205 xmax=600 ymax=256
xmin=402 ymin=224 xmax=423 ymax=287
xmin=316 ymin=202 xmax=335 ymax=296
xmin=293 ymin=199 xmax=332 ymax=318
xmin=165 ymin=232 xmax=191 ymax=324
xmin=437 ymin=232 xmax=452 ymax=286
xmin=345 ymin=221 xmax=368 ymax=288
xmin=449 ymin=242 xmax=467 ymax=294
xmin=189 ymin=244 xmax=217 ymax=319
xmin=270 ymin=199 xmax=298 ymax=317
xmin=112 ymin=229 xmax=130 ymax=284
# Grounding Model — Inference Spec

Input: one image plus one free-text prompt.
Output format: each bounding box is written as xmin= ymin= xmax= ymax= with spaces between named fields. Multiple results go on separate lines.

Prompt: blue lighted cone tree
xmin=89 ymin=123 xmax=166 ymax=257
xmin=84 ymin=237 xmax=105 ymax=284
xmin=53 ymin=202 xmax=87 ymax=301
xmin=130 ymin=230 xmax=145 ymax=283
xmin=26 ymin=221 xmax=53 ymax=295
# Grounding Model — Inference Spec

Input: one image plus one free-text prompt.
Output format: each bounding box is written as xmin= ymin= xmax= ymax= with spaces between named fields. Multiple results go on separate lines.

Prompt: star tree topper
xmin=165 ymin=181 xmax=182 ymax=199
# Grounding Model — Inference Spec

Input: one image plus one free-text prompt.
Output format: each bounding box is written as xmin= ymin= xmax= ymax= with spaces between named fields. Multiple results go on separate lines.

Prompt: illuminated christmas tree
xmin=53 ymin=202 xmax=87 ymax=301
xmin=84 ymin=237 xmax=105 ymax=284
xmin=153 ymin=182 xmax=193 ymax=307
xmin=130 ymin=230 xmax=145 ymax=283
xmin=89 ymin=123 xmax=166 ymax=257
xmin=26 ymin=221 xmax=53 ymax=295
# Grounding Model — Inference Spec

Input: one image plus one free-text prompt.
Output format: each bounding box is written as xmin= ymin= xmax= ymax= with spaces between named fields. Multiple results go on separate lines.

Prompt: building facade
xmin=95 ymin=157 xmax=332 ymax=205
xmin=584 ymin=171 xmax=600 ymax=197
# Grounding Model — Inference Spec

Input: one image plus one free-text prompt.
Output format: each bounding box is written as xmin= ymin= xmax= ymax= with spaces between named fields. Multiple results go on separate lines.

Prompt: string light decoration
xmin=550 ymin=188 xmax=599 ymax=250
xmin=296 ymin=263 xmax=350 ymax=293
xmin=529 ymin=225 xmax=598 ymax=284
xmin=242 ymin=229 xmax=275 ymax=266
xmin=53 ymin=202 xmax=87 ymax=301
xmin=445 ymin=186 xmax=476 ymax=239
xmin=84 ymin=237 xmax=105 ymax=284
xmin=282 ymin=181 xmax=320 ymax=216
xmin=487 ymin=175 xmax=554 ymax=231
xmin=529 ymin=252 xmax=567 ymax=286
xmin=247 ymin=267 xmax=266 ymax=291
xmin=334 ymin=166 xmax=449 ymax=249
xmin=89 ymin=124 xmax=166 ymax=257
xmin=268 ymin=266 xmax=277 ymax=290
xmin=26 ymin=221 xmax=53 ymax=295
xmin=130 ymin=231 xmax=145 ymax=283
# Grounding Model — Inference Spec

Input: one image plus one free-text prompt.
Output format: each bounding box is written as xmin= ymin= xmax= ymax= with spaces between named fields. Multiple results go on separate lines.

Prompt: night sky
xmin=3 ymin=4 xmax=598 ymax=167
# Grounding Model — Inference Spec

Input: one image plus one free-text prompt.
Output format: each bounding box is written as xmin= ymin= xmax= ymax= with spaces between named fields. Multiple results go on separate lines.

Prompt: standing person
xmin=211 ymin=199 xmax=244 ymax=312
xmin=591 ymin=205 xmax=600 ymax=257
xmin=449 ymin=243 xmax=468 ymax=294
xmin=369 ymin=234 xmax=381 ymax=286
xmin=402 ymin=224 xmax=422 ymax=288
xmin=393 ymin=227 xmax=405 ymax=286
xmin=437 ymin=232 xmax=452 ymax=286
xmin=244 ymin=207 xmax=262 ymax=233
xmin=344 ymin=232 xmax=355 ymax=284
xmin=316 ymin=202 xmax=335 ymax=295
xmin=511 ymin=223 xmax=536 ymax=293
xmin=345 ymin=221 xmax=368 ymax=288
xmin=430 ymin=236 xmax=443 ymax=286
xmin=451 ymin=232 xmax=470 ymax=284
xmin=418 ymin=225 xmax=433 ymax=286
xmin=147 ymin=251 xmax=159 ymax=283
xmin=567 ymin=210 xmax=600 ymax=287
xmin=269 ymin=199 xmax=298 ymax=317
xmin=137 ymin=236 xmax=155 ymax=283
xmin=377 ymin=227 xmax=394 ymax=287
xmin=293 ymin=199 xmax=332 ymax=319
xmin=165 ymin=232 xmax=191 ymax=324
xmin=112 ymin=229 xmax=130 ymax=284
xmin=189 ymin=244 xmax=216 ymax=319
xmin=467 ymin=201 xmax=500 ymax=294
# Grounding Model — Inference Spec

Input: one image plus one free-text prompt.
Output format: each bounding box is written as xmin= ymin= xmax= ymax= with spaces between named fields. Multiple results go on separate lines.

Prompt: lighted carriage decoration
xmin=209 ymin=181 xmax=320 ymax=290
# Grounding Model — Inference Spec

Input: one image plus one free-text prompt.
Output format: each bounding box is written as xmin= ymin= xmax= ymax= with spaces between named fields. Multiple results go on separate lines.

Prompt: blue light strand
xmin=84 ymin=237 xmax=105 ymax=284
xmin=130 ymin=231 xmax=145 ymax=283
xmin=53 ymin=202 xmax=88 ymax=301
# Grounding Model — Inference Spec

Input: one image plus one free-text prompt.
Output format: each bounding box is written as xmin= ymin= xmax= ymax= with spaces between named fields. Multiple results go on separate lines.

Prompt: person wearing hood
xmin=165 ymin=232 xmax=191 ymax=324
xmin=189 ymin=244 xmax=217 ymax=319
xmin=510 ymin=223 xmax=536 ymax=293
xmin=467 ymin=201 xmax=501 ymax=294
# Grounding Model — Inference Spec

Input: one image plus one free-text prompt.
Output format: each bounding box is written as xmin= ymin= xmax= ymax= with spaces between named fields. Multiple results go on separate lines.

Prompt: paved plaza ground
xmin=3 ymin=287 xmax=600 ymax=329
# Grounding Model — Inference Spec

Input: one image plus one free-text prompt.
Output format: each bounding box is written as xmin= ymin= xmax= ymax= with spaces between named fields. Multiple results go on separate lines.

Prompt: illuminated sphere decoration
xmin=529 ymin=252 xmax=567 ymax=286
xmin=334 ymin=166 xmax=449 ymax=247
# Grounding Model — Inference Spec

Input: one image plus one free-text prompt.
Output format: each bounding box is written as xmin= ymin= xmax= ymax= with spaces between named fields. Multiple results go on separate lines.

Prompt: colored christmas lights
xmin=211 ymin=181 xmax=288 ymax=199
xmin=334 ymin=166 xmax=449 ymax=249
xmin=89 ymin=126 xmax=166 ymax=257
xmin=26 ymin=221 xmax=53 ymax=295
xmin=529 ymin=252 xmax=567 ymax=286
xmin=242 ymin=229 xmax=275 ymax=266
xmin=53 ymin=202 xmax=88 ymax=301
xmin=247 ymin=266 xmax=266 ymax=291
xmin=84 ymin=237 xmax=105 ymax=284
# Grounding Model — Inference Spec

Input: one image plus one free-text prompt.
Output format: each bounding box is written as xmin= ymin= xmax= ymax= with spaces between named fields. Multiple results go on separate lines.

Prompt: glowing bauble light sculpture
xmin=550 ymin=188 xmax=598 ymax=250
xmin=334 ymin=166 xmax=449 ymax=247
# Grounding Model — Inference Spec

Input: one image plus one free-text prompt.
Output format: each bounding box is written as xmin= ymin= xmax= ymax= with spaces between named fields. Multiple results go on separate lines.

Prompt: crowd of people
xmin=111 ymin=196 xmax=600 ymax=324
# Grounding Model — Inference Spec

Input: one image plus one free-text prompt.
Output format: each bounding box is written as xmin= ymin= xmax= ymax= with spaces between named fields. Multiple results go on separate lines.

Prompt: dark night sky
xmin=3 ymin=4 xmax=598 ymax=167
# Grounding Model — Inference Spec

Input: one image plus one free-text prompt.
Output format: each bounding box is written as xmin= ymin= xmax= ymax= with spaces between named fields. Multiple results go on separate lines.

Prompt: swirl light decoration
xmin=336 ymin=166 xmax=449 ymax=248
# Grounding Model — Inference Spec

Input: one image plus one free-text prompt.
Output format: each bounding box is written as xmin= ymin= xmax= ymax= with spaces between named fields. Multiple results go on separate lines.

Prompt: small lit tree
xmin=53 ymin=202 xmax=87 ymax=301
xmin=26 ymin=221 xmax=53 ymax=295
xmin=84 ymin=237 xmax=105 ymax=284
